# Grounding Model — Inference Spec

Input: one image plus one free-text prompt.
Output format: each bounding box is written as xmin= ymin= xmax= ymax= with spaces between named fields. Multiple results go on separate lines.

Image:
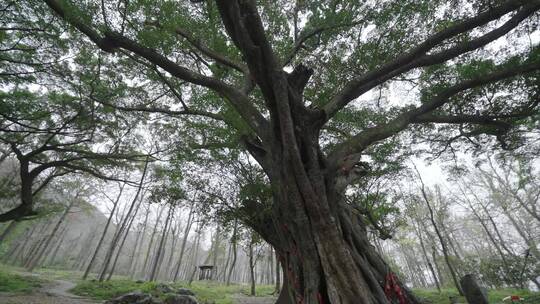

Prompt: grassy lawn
xmin=71 ymin=279 xmax=275 ymax=304
xmin=0 ymin=268 xmax=44 ymax=293
xmin=3 ymin=264 xmax=536 ymax=304
xmin=413 ymin=288 xmax=540 ymax=303
xmin=0 ymin=264 xmax=274 ymax=303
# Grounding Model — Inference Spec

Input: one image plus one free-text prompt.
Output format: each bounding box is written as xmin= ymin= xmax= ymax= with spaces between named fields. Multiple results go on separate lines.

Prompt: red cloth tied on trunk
xmin=384 ymin=272 xmax=407 ymax=304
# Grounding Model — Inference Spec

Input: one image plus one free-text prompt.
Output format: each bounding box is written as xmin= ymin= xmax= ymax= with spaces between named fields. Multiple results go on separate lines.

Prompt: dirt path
xmin=0 ymin=279 xmax=100 ymax=304
xmin=232 ymin=294 xmax=276 ymax=304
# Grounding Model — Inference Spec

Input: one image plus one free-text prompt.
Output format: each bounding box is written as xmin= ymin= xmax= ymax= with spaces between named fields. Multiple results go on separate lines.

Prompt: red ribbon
xmin=384 ymin=272 xmax=407 ymax=304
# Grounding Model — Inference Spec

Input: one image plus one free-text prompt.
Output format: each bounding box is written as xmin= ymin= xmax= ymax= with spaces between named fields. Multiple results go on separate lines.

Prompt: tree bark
xmin=140 ymin=204 xmax=165 ymax=279
xmin=173 ymin=203 xmax=195 ymax=282
xmin=414 ymin=220 xmax=441 ymax=291
xmin=129 ymin=205 xmax=150 ymax=278
xmin=501 ymin=206 xmax=540 ymax=260
xmin=226 ymin=220 xmax=238 ymax=286
xmin=26 ymin=198 xmax=76 ymax=271
xmin=466 ymin=200 xmax=518 ymax=287
xmin=0 ymin=221 xmax=19 ymax=244
xmin=163 ymin=218 xmax=179 ymax=279
xmin=99 ymin=158 xmax=148 ymax=281
xmin=148 ymin=205 xmax=174 ymax=281
xmin=188 ymin=227 xmax=202 ymax=285
xmin=106 ymin=197 xmax=142 ymax=281
xmin=248 ymin=238 xmax=256 ymax=296
xmin=83 ymin=184 xmax=125 ymax=279
xmin=460 ymin=274 xmax=489 ymax=304
xmin=274 ymin=249 xmax=281 ymax=294
xmin=417 ymin=179 xmax=463 ymax=295
xmin=44 ymin=226 xmax=67 ymax=266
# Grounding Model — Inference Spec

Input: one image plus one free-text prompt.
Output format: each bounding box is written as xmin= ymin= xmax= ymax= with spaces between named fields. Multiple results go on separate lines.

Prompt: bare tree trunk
xmin=82 ymin=184 xmax=125 ymax=279
xmin=219 ymin=241 xmax=232 ymax=282
xmin=188 ymin=227 xmax=202 ymax=285
xmin=26 ymin=198 xmax=76 ymax=271
xmin=501 ymin=206 xmax=540 ymax=259
xmin=172 ymin=204 xmax=195 ymax=282
xmin=129 ymin=204 xmax=150 ymax=278
xmin=0 ymin=220 xmax=18 ymax=244
xmin=466 ymin=186 xmax=516 ymax=257
xmin=414 ymin=220 xmax=441 ymax=292
xmin=22 ymin=221 xmax=54 ymax=266
xmin=417 ymin=175 xmax=463 ymax=295
xmin=163 ymin=217 xmax=180 ymax=280
xmin=4 ymin=224 xmax=37 ymax=264
xmin=248 ymin=238 xmax=256 ymax=296
xmin=43 ymin=226 xmax=67 ymax=266
xmin=2 ymin=225 xmax=31 ymax=262
xmin=274 ymin=249 xmax=281 ymax=294
xmin=211 ymin=226 xmax=221 ymax=279
xmin=148 ymin=205 xmax=174 ymax=281
xmin=99 ymin=158 xmax=148 ymax=282
xmin=106 ymin=197 xmax=142 ymax=281
xmin=140 ymin=204 xmax=166 ymax=279
xmin=466 ymin=201 xmax=517 ymax=287
xmin=226 ymin=220 xmax=238 ymax=286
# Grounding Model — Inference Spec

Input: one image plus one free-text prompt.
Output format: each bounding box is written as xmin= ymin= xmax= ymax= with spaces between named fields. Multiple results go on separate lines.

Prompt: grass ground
xmin=0 ymin=268 xmax=44 ymax=293
xmin=0 ymin=264 xmax=274 ymax=304
xmin=71 ymin=280 xmax=275 ymax=304
xmin=1 ymin=264 xmax=538 ymax=304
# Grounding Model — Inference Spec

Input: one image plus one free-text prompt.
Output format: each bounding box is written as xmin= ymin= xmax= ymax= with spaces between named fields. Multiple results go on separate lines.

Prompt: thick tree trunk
xmin=240 ymin=128 xmax=422 ymax=304
xmin=460 ymin=274 xmax=488 ymax=304
xmin=251 ymin=175 xmax=421 ymax=304
xmin=0 ymin=160 xmax=36 ymax=222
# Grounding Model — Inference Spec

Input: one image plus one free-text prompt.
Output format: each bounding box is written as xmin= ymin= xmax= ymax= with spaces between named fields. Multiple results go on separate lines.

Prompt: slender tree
xmin=416 ymin=172 xmax=464 ymax=295
xmin=83 ymin=183 xmax=126 ymax=279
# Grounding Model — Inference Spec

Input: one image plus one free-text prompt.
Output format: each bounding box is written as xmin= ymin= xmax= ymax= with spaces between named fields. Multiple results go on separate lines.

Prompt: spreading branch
xmin=323 ymin=0 xmax=540 ymax=122
xmin=44 ymin=0 xmax=268 ymax=137
xmin=329 ymin=60 xmax=540 ymax=172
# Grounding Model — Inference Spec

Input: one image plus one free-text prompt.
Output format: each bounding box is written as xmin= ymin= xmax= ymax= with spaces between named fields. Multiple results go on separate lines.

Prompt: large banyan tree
xmin=23 ymin=0 xmax=540 ymax=303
